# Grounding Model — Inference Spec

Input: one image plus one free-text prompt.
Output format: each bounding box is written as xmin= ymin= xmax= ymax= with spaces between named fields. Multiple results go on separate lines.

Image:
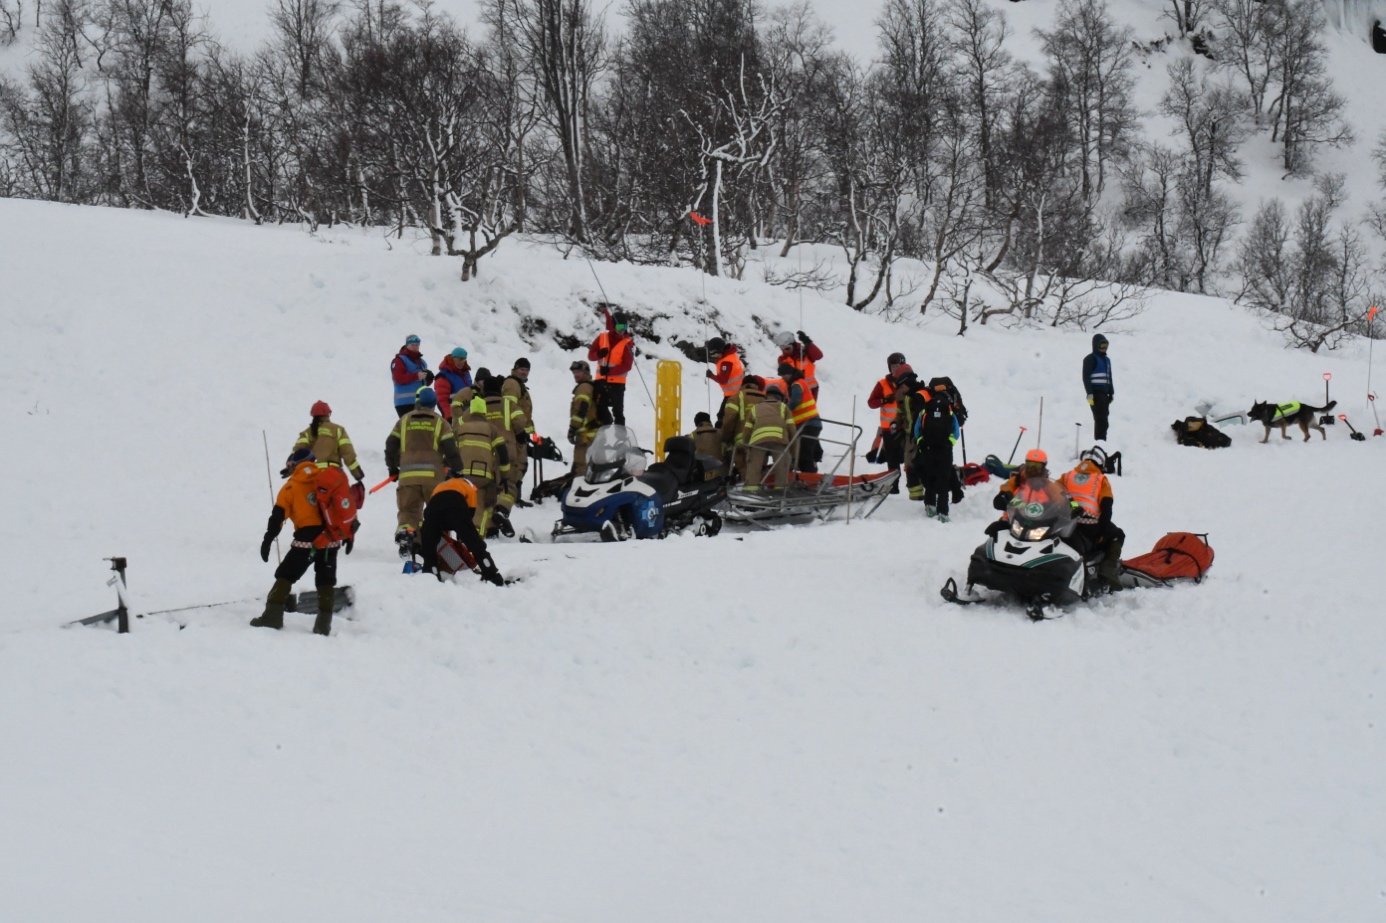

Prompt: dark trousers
xmin=916 ymin=445 xmax=955 ymax=514
xmin=1072 ymin=520 xmax=1125 ymax=557
xmin=796 ymin=425 xmax=824 ymax=473
xmin=881 ymin=430 xmax=905 ymax=470
xmin=396 ymin=405 xmax=413 ymax=418
xmin=600 ymin=382 xmax=627 ymax=426
xmin=420 ymin=490 xmax=490 ymax=573
xmin=275 ymin=544 xmax=338 ymax=589
xmin=1090 ymin=392 xmax=1112 ymax=440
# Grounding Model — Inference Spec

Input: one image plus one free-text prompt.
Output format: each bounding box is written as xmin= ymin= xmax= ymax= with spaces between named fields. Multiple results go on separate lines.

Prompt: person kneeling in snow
xmin=253 ymin=448 xmax=358 ymax=635
xmin=419 ymin=477 xmax=505 ymax=585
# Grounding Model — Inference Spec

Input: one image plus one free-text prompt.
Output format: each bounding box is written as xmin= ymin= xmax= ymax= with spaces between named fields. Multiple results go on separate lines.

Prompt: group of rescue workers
xmin=250 ymin=320 xmax=1126 ymax=634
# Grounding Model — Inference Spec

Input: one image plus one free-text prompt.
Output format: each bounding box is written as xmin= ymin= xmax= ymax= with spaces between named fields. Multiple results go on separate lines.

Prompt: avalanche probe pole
xmin=847 ymin=396 xmax=856 ymax=524
xmin=1036 ymin=397 xmax=1045 ymax=448
xmin=1005 ymin=426 xmax=1028 ymax=465
xmin=261 ymin=430 xmax=281 ymax=564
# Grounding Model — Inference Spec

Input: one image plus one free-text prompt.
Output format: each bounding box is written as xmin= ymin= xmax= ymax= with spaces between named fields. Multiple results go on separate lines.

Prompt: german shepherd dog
xmin=1247 ymin=400 xmax=1336 ymax=443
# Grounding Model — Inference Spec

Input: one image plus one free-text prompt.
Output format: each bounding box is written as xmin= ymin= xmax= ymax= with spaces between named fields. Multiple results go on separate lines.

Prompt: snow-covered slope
xmin=1 ymin=199 xmax=1383 ymax=920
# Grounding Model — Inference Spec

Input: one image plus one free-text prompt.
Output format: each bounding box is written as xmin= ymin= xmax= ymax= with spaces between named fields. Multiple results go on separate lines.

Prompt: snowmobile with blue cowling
xmin=552 ymin=426 xmax=726 ymax=541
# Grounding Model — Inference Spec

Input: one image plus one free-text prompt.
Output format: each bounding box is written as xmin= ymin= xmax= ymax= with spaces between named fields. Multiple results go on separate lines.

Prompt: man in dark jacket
xmin=1082 ymin=333 xmax=1114 ymax=441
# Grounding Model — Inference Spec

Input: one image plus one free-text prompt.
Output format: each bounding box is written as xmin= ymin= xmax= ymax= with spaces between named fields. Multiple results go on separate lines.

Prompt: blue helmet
xmin=416 ymin=387 xmax=438 ymax=409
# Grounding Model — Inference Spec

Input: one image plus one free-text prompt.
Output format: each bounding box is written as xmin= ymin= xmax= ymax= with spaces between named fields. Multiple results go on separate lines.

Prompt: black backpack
xmin=1081 ymin=444 xmax=1123 ymax=475
xmin=1171 ymin=417 xmax=1231 ymax=449
xmin=916 ymin=389 xmax=956 ymax=449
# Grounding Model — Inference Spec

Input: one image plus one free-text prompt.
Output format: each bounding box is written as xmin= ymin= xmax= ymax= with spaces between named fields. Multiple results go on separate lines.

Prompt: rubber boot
xmin=250 ymin=579 xmax=292 ymax=629
xmin=312 ymin=586 xmax=335 ymax=636
xmin=1098 ymin=540 xmax=1124 ymax=592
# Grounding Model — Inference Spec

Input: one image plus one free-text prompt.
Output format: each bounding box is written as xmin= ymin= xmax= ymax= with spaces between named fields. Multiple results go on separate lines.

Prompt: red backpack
xmin=314 ymin=466 xmax=359 ymax=547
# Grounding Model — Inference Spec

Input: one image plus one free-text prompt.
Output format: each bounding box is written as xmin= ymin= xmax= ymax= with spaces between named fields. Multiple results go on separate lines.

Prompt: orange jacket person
xmin=252 ymin=449 xmax=355 ymax=635
xmin=588 ymin=311 xmax=634 ymax=425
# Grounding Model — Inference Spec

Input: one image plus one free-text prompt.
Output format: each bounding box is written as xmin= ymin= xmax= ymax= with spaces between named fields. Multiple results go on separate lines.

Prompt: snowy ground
xmin=1 ymin=199 xmax=1384 ymax=920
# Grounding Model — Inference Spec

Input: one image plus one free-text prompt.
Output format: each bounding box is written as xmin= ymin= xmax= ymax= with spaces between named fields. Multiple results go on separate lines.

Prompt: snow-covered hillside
xmin=2 ymin=199 xmax=1383 ymax=920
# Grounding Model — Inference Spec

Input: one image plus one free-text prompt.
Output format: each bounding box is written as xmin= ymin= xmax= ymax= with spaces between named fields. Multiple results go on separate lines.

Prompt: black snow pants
xmin=916 ymin=445 xmax=955 ymax=515
xmin=1090 ymin=392 xmax=1112 ymax=441
xmin=275 ymin=542 xmax=338 ymax=589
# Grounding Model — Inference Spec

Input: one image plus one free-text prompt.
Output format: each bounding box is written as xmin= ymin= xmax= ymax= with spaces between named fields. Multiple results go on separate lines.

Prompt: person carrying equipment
xmin=780 ymin=363 xmax=822 ymax=473
xmin=452 ymin=395 xmax=510 ymax=535
xmin=253 ymin=448 xmax=358 ymax=636
xmin=705 ymin=336 xmax=744 ymax=423
xmin=435 ymin=348 xmax=472 ymax=421
xmin=890 ymin=365 xmax=926 ymax=500
xmin=720 ymin=375 xmax=766 ymax=483
xmin=385 ymin=387 xmax=464 ymax=557
xmin=419 ymin=477 xmax=505 ymax=586
xmin=914 ymin=379 xmax=960 ymax=521
xmin=284 ymin=401 xmax=365 ymax=484
xmin=1082 ymin=333 xmax=1114 ymax=441
xmin=589 ymin=311 xmax=634 ymax=425
xmin=743 ymin=382 xmax=796 ymax=490
xmin=866 ymin=353 xmax=907 ymax=478
xmin=391 ymin=334 xmax=433 ymax=417
xmin=775 ymin=329 xmax=823 ymax=397
xmin=1060 ymin=450 xmax=1125 ymax=591
xmin=690 ymin=411 xmax=722 ymax=459
xmin=482 ymin=375 xmax=527 ymax=537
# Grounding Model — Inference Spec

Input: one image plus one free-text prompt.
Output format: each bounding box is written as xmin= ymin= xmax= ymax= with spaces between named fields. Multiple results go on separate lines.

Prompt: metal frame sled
xmin=720 ymin=418 xmax=898 ymax=526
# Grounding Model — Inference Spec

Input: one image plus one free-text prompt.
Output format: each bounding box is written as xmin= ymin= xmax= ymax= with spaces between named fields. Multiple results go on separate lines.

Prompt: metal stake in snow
xmin=847 ymin=396 xmax=856 ymax=524
xmin=1074 ymin=422 xmax=1082 ymax=459
xmin=261 ymin=430 xmax=281 ymax=564
xmin=1367 ymin=306 xmax=1380 ymax=434
xmin=1036 ymin=397 xmax=1044 ymax=448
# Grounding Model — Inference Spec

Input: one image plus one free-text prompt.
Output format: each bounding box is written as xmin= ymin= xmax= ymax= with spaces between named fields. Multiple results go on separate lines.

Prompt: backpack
xmin=314 ymin=466 xmax=359 ymax=546
xmin=1082 ymin=444 xmax=1122 ymax=476
xmin=1171 ymin=416 xmax=1231 ymax=449
xmin=915 ymin=390 xmax=957 ymax=449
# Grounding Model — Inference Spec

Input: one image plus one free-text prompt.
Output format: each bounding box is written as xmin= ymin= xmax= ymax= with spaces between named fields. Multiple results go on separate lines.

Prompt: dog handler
xmin=1083 ymin=334 xmax=1114 ymax=441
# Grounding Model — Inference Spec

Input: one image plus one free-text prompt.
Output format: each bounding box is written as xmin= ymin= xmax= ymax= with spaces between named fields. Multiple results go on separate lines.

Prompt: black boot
xmin=1098 ymin=540 xmax=1125 ymax=592
xmin=250 ymin=579 xmax=292 ymax=629
xmin=312 ymin=586 xmax=335 ymax=636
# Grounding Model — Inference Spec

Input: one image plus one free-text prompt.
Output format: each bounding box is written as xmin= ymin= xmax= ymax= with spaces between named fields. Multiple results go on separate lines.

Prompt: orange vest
xmin=595 ymin=333 xmax=632 ymax=384
xmin=763 ymin=377 xmax=787 ymax=400
xmin=1061 ymin=464 xmax=1108 ymax=521
xmin=782 ymin=352 xmax=818 ymax=393
xmin=789 ymin=382 xmax=820 ymax=425
xmin=717 ymin=351 xmax=745 ymax=398
xmin=431 ymin=477 xmax=479 ymax=508
xmin=275 ymin=462 xmax=324 ymax=530
xmin=877 ymin=376 xmax=897 ymax=429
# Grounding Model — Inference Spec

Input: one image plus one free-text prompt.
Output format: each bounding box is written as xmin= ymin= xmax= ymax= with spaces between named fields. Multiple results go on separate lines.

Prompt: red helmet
xmin=311 ymin=400 xmax=331 ymax=417
xmin=1024 ymin=448 xmax=1048 ymax=465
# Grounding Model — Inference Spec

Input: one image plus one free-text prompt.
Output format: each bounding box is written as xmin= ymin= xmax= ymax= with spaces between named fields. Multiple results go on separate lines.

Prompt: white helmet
xmin=774 ymin=330 xmax=796 ymax=349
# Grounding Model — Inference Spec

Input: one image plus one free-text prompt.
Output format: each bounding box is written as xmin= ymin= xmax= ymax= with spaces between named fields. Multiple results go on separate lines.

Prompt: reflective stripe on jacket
xmin=876 ymin=377 xmax=897 ymax=429
xmin=749 ymin=399 xmax=794 ymax=446
xmin=393 ymin=352 xmax=429 ymax=407
xmin=788 ymin=382 xmax=820 ymax=426
xmin=714 ymin=351 xmax=745 ymax=398
xmin=1060 ymin=461 xmax=1111 ymax=521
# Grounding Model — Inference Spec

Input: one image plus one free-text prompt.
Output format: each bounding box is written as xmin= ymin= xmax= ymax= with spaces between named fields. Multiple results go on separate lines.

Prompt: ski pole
xmin=960 ymin=427 xmax=969 ymax=466
xmin=1005 ymin=426 xmax=1028 ymax=465
xmin=262 ymin=430 xmax=281 ymax=564
xmin=369 ymin=474 xmax=398 ymax=494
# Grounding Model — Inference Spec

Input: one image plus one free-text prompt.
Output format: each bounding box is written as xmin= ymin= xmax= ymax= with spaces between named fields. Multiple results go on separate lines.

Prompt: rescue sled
xmin=1118 ymin=532 xmax=1214 ymax=589
xmin=720 ymin=419 xmax=898 ymax=526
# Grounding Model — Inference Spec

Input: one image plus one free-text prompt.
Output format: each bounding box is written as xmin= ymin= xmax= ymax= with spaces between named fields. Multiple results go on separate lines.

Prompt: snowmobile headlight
xmin=1023 ymin=525 xmax=1050 ymax=541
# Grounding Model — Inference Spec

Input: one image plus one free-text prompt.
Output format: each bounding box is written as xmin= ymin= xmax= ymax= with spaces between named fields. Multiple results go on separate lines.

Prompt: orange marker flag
xmin=689 ymin=212 xmax=711 ymax=226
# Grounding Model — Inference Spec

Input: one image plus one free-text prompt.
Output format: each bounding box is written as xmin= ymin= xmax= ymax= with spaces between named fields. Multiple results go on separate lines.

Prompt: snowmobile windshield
xmin=586 ymin=425 xmax=647 ymax=483
xmin=1006 ymin=477 xmax=1073 ymax=542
